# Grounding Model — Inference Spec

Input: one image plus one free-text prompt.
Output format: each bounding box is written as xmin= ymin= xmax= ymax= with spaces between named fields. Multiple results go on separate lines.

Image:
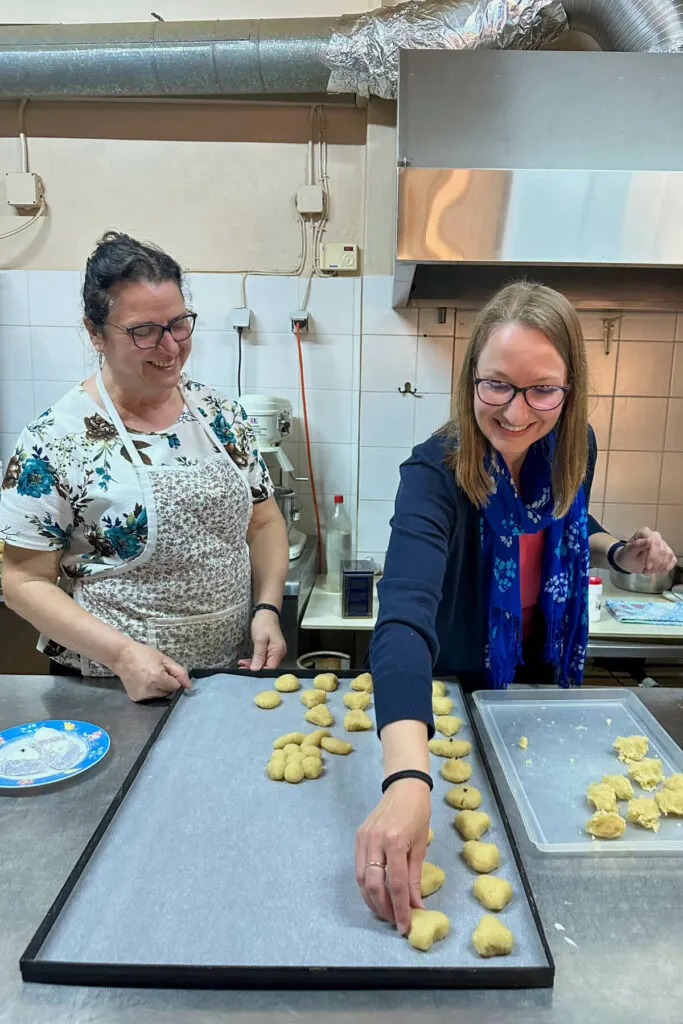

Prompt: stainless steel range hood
xmin=395 ymin=51 xmax=683 ymax=309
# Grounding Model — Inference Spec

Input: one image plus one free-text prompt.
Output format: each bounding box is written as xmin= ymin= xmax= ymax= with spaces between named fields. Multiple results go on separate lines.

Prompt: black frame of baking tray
xmin=20 ymin=671 xmax=555 ymax=990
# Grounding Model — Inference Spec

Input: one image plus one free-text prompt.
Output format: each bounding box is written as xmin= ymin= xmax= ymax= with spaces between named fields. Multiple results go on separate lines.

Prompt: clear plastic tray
xmin=472 ymin=688 xmax=683 ymax=855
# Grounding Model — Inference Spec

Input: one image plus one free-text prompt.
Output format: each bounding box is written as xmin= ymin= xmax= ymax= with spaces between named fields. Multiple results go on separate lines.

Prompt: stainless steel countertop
xmin=2 ymin=675 xmax=682 ymax=1024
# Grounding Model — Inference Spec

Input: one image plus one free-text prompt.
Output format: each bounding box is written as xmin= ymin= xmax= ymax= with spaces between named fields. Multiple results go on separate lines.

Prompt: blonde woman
xmin=356 ymin=282 xmax=676 ymax=933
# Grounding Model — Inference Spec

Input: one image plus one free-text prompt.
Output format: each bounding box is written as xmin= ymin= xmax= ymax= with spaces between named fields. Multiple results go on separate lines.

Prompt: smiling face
xmin=473 ymin=322 xmax=568 ymax=472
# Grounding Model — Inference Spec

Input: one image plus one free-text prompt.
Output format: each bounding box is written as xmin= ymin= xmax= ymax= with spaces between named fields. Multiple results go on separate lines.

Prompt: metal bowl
xmin=274 ymin=486 xmax=297 ymax=532
xmin=609 ymin=566 xmax=676 ymax=594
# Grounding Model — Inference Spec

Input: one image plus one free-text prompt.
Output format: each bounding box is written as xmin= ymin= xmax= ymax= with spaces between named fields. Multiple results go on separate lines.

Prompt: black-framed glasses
xmin=105 ymin=312 xmax=197 ymax=350
xmin=475 ymin=377 xmax=571 ymax=412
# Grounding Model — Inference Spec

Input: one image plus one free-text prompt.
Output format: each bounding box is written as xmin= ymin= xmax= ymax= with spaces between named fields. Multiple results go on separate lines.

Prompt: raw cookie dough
xmin=427 ymin=828 xmax=434 ymax=845
xmin=301 ymin=728 xmax=331 ymax=747
xmin=627 ymin=797 xmax=661 ymax=832
xmin=304 ymin=705 xmax=334 ymax=728
xmin=454 ymin=810 xmax=491 ymax=841
xmin=434 ymin=715 xmax=462 ymax=737
xmin=320 ymin=736 xmax=353 ymax=755
xmin=432 ymin=681 xmax=447 ymax=697
xmin=655 ymin=788 xmax=683 ymax=816
xmin=303 ymin=756 xmax=323 ymax=779
xmin=300 ymin=688 xmax=327 ymax=709
xmin=664 ymin=774 xmax=683 ymax=792
xmin=473 ymin=875 xmax=513 ymax=911
xmin=343 ymin=691 xmax=371 ymax=711
xmin=314 ymin=673 xmax=339 ymax=692
xmin=284 ymin=760 xmax=305 ymax=784
xmin=429 ymin=738 xmax=471 ymax=758
xmin=344 ymin=710 xmax=373 ymax=732
xmin=472 ymin=915 xmax=514 ymax=958
xmin=585 ymin=810 xmax=626 ymax=839
xmin=587 ymin=782 xmax=618 ymax=812
xmin=432 ymin=696 xmax=454 ymax=716
xmin=407 ymin=909 xmax=450 ymax=952
xmin=518 ymin=736 xmax=528 ymax=750
xmin=351 ymin=672 xmax=373 ymax=692
xmin=440 ymin=758 xmax=472 ymax=784
xmin=274 ymin=673 xmax=300 ymax=693
xmin=273 ymin=732 xmax=305 ymax=749
xmin=266 ymin=759 xmax=286 ymax=781
xmin=627 ymin=758 xmax=664 ymax=791
xmin=445 ymin=784 xmax=482 ymax=810
xmin=254 ymin=690 xmax=282 ymax=709
xmin=461 ymin=841 xmax=501 ymax=874
xmin=601 ymin=774 xmax=634 ymax=800
xmin=613 ymin=735 xmax=649 ymax=763
xmin=420 ymin=861 xmax=445 ymax=897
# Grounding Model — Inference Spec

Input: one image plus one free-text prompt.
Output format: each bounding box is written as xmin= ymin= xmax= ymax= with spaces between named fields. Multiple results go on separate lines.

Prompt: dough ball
xmin=432 ymin=696 xmax=454 ymax=716
xmin=472 ymin=915 xmax=514 ymax=958
xmin=454 ymin=810 xmax=491 ymax=841
xmin=283 ymin=742 xmax=302 ymax=756
xmin=344 ymin=710 xmax=373 ymax=732
xmin=445 ymin=784 xmax=482 ymax=810
xmin=517 ymin=736 xmax=528 ymax=750
xmin=274 ymin=673 xmax=300 ymax=693
xmin=473 ymin=875 xmax=513 ymax=912
xmin=303 ymin=756 xmax=323 ymax=779
xmin=298 ymin=743 xmax=322 ymax=760
xmin=627 ymin=797 xmax=661 ymax=832
xmin=351 ymin=672 xmax=373 ymax=692
xmin=407 ymin=909 xmax=450 ymax=952
xmin=304 ymin=705 xmax=334 ymax=728
xmin=420 ymin=861 xmax=445 ymax=897
xmin=434 ymin=715 xmax=462 ymax=737
xmin=300 ymin=688 xmax=327 ymax=709
xmin=427 ymin=827 xmax=434 ymax=845
xmin=270 ymin=748 xmax=286 ymax=762
xmin=273 ymin=731 xmax=305 ymax=749
xmin=586 ymin=782 xmax=618 ymax=812
xmin=343 ymin=691 xmax=371 ymax=711
xmin=301 ymin=728 xmax=331 ymax=747
xmin=320 ymin=736 xmax=353 ymax=755
xmin=601 ymin=774 xmax=633 ymax=800
xmin=432 ymin=680 xmax=447 ymax=697
xmin=429 ymin=738 xmax=471 ymax=759
xmin=254 ymin=690 xmax=282 ymax=709
xmin=314 ymin=673 xmax=339 ymax=692
xmin=461 ymin=840 xmax=501 ymax=874
xmin=655 ymin=788 xmax=683 ymax=816
xmin=284 ymin=761 xmax=305 ymax=784
xmin=613 ymin=734 xmax=649 ymax=763
xmin=627 ymin=758 xmax=663 ymax=791
xmin=266 ymin=759 xmax=286 ymax=781
xmin=664 ymin=773 xmax=683 ymax=792
xmin=585 ymin=810 xmax=626 ymax=839
xmin=440 ymin=758 xmax=472 ymax=784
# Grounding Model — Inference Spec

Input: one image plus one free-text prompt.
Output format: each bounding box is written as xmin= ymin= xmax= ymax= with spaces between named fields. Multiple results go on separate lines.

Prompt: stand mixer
xmin=239 ymin=394 xmax=307 ymax=560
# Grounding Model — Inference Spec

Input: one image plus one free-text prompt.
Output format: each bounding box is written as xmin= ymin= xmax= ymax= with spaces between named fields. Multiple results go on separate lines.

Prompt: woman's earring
xmin=97 ymin=351 xmax=104 ymax=369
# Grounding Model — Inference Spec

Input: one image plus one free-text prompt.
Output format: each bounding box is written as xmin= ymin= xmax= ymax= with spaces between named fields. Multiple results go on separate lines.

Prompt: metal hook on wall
xmin=398 ymin=382 xmax=422 ymax=397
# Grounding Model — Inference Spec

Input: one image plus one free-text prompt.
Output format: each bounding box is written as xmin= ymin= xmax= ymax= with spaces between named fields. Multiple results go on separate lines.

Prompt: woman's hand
xmin=238 ymin=609 xmax=287 ymax=671
xmin=355 ymin=778 xmax=431 ymax=936
xmin=615 ymin=527 xmax=678 ymax=575
xmin=112 ymin=640 xmax=192 ymax=701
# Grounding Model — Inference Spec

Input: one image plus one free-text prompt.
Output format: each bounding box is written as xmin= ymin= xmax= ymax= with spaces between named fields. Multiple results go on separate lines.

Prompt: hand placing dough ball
xmin=432 ymin=680 xmax=447 ymax=697
xmin=343 ymin=691 xmax=371 ymax=711
xmin=473 ymin=875 xmax=513 ymax=911
xmin=585 ymin=810 xmax=626 ymax=839
xmin=274 ymin=673 xmax=300 ymax=693
xmin=300 ymin=688 xmax=327 ymax=709
xmin=432 ymin=696 xmax=454 ymax=716
xmin=472 ymin=915 xmax=514 ymax=957
xmin=461 ymin=840 xmax=501 ymax=873
xmin=440 ymin=758 xmax=472 ymax=783
xmin=302 ymin=728 xmax=331 ymax=748
xmin=351 ymin=672 xmax=373 ymax=692
xmin=320 ymin=736 xmax=353 ymax=755
xmin=254 ymin=690 xmax=282 ymax=709
xmin=627 ymin=758 xmax=663 ymax=791
xmin=655 ymin=788 xmax=683 ymax=816
xmin=314 ymin=673 xmax=339 ymax=692
xmin=601 ymin=774 xmax=633 ymax=800
xmin=407 ymin=909 xmax=450 ymax=952
xmin=420 ymin=861 xmax=445 ymax=897
xmin=302 ymin=756 xmax=323 ymax=779
xmin=344 ymin=709 xmax=372 ymax=732
xmin=586 ymin=782 xmax=617 ymax=812
xmin=273 ymin=732 xmax=305 ymax=749
xmin=434 ymin=715 xmax=462 ymax=737
xmin=304 ymin=705 xmax=334 ymax=728
xmin=454 ymin=810 xmax=490 ymax=841
xmin=429 ymin=738 xmax=471 ymax=758
xmin=613 ymin=734 xmax=649 ymax=763
xmin=445 ymin=784 xmax=481 ymax=810
xmin=627 ymin=797 xmax=661 ymax=831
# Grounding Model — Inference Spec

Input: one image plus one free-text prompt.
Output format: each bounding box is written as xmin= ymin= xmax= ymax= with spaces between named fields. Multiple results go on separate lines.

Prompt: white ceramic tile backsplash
xmin=242 ymin=275 xmax=299 ymax=334
xmin=186 ymin=273 xmax=241 ymax=330
xmin=244 ymin=333 xmax=301 ymax=391
xmin=361 ymin=334 xmax=417 ymax=392
xmin=414 ymin=393 xmax=451 ymax=444
xmin=360 ymin=391 xmax=415 ymax=448
xmin=0 ymin=380 xmax=35 ymax=434
xmin=33 ymin=380 xmax=79 ymax=418
xmin=416 ymin=335 xmax=455 ymax=395
xmin=30 ymin=327 xmax=87 ymax=382
xmin=28 ymin=271 xmax=82 ymax=327
xmin=362 ymin=276 xmax=418 ymax=336
xmin=0 ymin=271 xmax=29 ymax=326
xmin=300 ymin=276 xmax=357 ymax=337
xmin=0 ymin=326 xmax=31 ymax=380
xmin=359 ymin=446 xmax=410 ymax=501
xmin=357 ymin=499 xmax=394 ymax=552
xmin=190 ymin=331 xmax=239 ymax=390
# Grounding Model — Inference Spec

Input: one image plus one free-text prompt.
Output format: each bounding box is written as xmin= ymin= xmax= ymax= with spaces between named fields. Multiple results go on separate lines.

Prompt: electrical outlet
xmin=290 ymin=310 xmax=310 ymax=333
xmin=5 ymin=171 xmax=43 ymax=208
xmin=230 ymin=307 xmax=252 ymax=330
xmin=320 ymin=242 xmax=358 ymax=272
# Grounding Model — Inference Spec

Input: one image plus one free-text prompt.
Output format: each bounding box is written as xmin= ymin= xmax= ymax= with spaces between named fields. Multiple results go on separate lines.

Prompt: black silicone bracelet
xmin=607 ymin=540 xmax=629 ymax=575
xmin=252 ymin=603 xmax=281 ymax=619
xmin=381 ymin=769 xmax=433 ymax=794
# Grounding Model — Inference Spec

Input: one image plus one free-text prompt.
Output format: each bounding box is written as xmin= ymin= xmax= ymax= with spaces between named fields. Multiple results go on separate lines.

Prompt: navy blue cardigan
xmin=370 ymin=428 xmax=604 ymax=737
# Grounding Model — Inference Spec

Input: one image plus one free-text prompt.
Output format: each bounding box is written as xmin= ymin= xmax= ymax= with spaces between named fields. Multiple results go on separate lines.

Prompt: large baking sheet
xmin=22 ymin=673 xmax=553 ymax=988
xmin=473 ymin=687 xmax=683 ymax=855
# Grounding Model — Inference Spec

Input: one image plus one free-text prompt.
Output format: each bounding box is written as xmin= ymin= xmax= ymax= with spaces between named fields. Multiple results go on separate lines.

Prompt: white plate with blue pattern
xmin=0 ymin=719 xmax=110 ymax=789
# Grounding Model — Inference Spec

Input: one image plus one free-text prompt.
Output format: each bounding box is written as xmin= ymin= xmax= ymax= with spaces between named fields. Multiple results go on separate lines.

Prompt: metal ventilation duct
xmin=564 ymin=0 xmax=683 ymax=51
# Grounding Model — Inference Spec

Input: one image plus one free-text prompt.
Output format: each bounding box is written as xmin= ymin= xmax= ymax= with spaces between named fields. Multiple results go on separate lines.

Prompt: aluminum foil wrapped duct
xmin=324 ymin=0 xmax=568 ymax=98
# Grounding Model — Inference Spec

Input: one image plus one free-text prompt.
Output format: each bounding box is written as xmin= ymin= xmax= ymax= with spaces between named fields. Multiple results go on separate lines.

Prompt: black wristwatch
xmin=607 ymin=540 xmax=629 ymax=575
xmin=252 ymin=603 xmax=281 ymax=619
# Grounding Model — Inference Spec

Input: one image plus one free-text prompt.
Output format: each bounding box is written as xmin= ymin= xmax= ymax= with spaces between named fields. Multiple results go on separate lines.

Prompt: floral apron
xmin=62 ymin=373 xmax=253 ymax=676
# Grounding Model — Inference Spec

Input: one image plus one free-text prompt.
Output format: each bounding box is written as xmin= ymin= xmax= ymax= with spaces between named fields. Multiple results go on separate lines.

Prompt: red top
xmin=519 ymin=530 xmax=546 ymax=641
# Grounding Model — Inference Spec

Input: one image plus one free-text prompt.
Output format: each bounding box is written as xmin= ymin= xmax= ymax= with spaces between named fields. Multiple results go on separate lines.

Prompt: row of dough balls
xmin=255 ymin=672 xmax=375 ymax=733
xmin=265 ymin=729 xmax=354 ymax=783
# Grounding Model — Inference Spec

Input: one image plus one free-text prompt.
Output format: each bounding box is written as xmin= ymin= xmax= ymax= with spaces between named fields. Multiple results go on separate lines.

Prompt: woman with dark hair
xmin=355 ymin=282 xmax=676 ymax=934
xmin=0 ymin=232 xmax=289 ymax=699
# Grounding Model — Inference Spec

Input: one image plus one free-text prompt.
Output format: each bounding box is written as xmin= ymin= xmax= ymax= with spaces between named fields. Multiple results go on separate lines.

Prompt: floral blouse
xmin=0 ymin=378 xmax=273 ymax=580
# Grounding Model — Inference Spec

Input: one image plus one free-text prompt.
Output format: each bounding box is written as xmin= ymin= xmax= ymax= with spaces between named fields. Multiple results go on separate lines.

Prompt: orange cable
xmin=295 ymin=321 xmax=323 ymax=573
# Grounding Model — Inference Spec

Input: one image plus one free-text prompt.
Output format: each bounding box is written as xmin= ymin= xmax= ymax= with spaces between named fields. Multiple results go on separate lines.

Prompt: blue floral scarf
xmin=480 ymin=435 xmax=589 ymax=689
